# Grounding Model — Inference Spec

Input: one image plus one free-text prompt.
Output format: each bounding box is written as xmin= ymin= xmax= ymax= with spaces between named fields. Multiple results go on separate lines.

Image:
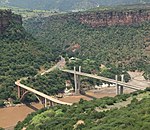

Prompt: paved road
xmin=62 ymin=69 xmax=145 ymax=90
xmin=41 ymin=57 xmax=66 ymax=75
xmin=15 ymin=80 xmax=72 ymax=106
xmin=15 ymin=57 xmax=72 ymax=106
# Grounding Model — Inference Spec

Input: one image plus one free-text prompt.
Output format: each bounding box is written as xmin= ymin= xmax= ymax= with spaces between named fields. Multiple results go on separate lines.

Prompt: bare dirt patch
xmin=128 ymin=71 xmax=150 ymax=89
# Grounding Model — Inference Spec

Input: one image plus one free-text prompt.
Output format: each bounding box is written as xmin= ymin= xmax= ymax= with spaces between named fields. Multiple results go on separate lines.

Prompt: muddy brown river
xmin=0 ymin=103 xmax=43 ymax=129
xmin=0 ymin=87 xmax=132 ymax=129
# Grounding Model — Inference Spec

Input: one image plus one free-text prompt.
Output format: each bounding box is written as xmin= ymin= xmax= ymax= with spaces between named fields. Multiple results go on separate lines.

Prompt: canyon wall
xmin=0 ymin=10 xmax=22 ymax=34
xmin=77 ymin=9 xmax=150 ymax=27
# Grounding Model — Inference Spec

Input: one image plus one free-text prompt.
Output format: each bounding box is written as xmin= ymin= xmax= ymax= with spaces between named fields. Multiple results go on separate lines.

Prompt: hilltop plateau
xmin=0 ymin=0 xmax=150 ymax=11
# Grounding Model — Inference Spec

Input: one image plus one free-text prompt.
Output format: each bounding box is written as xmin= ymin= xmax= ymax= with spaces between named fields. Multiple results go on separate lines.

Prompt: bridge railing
xmin=62 ymin=69 xmax=144 ymax=91
xmin=15 ymin=81 xmax=72 ymax=106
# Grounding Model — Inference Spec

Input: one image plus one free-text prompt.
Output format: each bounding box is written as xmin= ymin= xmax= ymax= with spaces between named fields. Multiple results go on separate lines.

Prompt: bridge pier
xmin=17 ymin=86 xmax=21 ymax=98
xmin=49 ymin=101 xmax=53 ymax=107
xmin=115 ymin=75 xmax=120 ymax=95
xmin=74 ymin=66 xmax=82 ymax=95
xmin=78 ymin=66 xmax=81 ymax=92
xmin=44 ymin=98 xmax=47 ymax=108
xmin=116 ymin=75 xmax=124 ymax=95
xmin=74 ymin=67 xmax=78 ymax=95
xmin=120 ymin=75 xmax=124 ymax=94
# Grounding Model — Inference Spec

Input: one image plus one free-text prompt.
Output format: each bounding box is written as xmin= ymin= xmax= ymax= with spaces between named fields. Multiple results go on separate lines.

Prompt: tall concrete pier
xmin=120 ymin=75 xmax=124 ymax=94
xmin=74 ymin=66 xmax=81 ymax=95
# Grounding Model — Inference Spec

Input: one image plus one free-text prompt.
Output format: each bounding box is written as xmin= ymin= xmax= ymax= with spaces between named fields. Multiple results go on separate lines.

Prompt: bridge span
xmin=15 ymin=80 xmax=72 ymax=107
xmin=62 ymin=67 xmax=145 ymax=95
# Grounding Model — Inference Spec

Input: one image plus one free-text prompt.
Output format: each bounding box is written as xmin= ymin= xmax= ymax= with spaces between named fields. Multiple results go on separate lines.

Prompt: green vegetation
xmin=0 ymin=5 xmax=150 ymax=130
xmin=20 ymin=59 xmax=130 ymax=100
xmin=66 ymin=58 xmax=131 ymax=82
xmin=15 ymin=90 xmax=150 ymax=130
xmin=1 ymin=6 xmax=149 ymax=102
xmin=0 ymin=100 xmax=5 ymax=107
xmin=1 ymin=0 xmax=150 ymax=11
xmin=0 ymin=6 xmax=58 ymax=20
xmin=0 ymin=11 xmax=59 ymax=101
xmin=89 ymin=3 xmax=150 ymax=12
xmin=24 ymin=11 xmax=150 ymax=80
xmin=21 ymin=70 xmax=67 ymax=96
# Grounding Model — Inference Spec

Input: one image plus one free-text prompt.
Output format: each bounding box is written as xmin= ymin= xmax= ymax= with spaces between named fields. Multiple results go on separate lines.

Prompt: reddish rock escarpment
xmin=0 ymin=10 xmax=22 ymax=34
xmin=78 ymin=10 xmax=150 ymax=27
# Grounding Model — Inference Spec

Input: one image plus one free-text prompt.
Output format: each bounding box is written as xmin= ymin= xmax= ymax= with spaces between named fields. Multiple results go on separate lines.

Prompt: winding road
xmin=15 ymin=57 xmax=72 ymax=106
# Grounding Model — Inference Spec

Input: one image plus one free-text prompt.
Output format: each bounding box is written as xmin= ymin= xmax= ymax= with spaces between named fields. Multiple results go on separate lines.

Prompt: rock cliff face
xmin=77 ymin=9 xmax=150 ymax=27
xmin=0 ymin=10 xmax=22 ymax=34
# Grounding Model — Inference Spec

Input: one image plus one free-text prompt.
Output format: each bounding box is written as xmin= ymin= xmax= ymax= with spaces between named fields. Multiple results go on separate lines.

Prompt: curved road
xmin=15 ymin=58 xmax=72 ymax=106
xmin=15 ymin=80 xmax=72 ymax=106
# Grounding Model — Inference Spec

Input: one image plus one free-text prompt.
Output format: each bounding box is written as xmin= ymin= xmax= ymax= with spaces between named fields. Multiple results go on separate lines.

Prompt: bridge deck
xmin=62 ymin=70 xmax=144 ymax=90
xmin=15 ymin=81 xmax=72 ymax=106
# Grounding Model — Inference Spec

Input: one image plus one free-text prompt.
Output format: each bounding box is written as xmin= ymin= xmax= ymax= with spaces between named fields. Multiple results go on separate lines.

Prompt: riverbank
xmin=0 ymin=88 xmax=116 ymax=129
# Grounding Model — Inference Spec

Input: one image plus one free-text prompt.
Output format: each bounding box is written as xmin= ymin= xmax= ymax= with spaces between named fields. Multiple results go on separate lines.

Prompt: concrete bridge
xmin=62 ymin=66 xmax=144 ymax=95
xmin=15 ymin=80 xmax=72 ymax=107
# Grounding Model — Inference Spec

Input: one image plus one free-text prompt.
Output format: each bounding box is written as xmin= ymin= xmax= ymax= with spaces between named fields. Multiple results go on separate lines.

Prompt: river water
xmin=0 ymin=103 xmax=43 ymax=129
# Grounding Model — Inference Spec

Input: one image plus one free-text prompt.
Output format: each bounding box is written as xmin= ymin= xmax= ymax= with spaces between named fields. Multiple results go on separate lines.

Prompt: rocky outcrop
xmin=0 ymin=10 xmax=22 ymax=34
xmin=77 ymin=9 xmax=150 ymax=27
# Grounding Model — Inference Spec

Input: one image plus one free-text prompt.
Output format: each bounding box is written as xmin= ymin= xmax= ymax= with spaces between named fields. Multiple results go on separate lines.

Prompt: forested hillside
xmin=0 ymin=10 xmax=59 ymax=102
xmin=24 ymin=8 xmax=150 ymax=80
xmin=1 ymin=6 xmax=150 ymax=104
xmin=15 ymin=89 xmax=150 ymax=130
xmin=20 ymin=59 xmax=131 ymax=101
xmin=0 ymin=0 xmax=150 ymax=11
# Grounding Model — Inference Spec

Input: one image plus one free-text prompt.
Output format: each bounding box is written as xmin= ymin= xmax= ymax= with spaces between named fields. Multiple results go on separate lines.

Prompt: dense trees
xmin=21 ymin=70 xmax=67 ymax=98
xmin=0 ymin=100 xmax=4 ymax=107
xmin=1 ymin=5 xmax=149 ymax=130
xmin=19 ymin=58 xmax=131 ymax=100
xmin=2 ymin=7 xmax=149 ymax=102
xmin=0 ymin=14 xmax=58 ymax=101
xmin=0 ymin=37 xmax=56 ymax=100
xmin=1 ymin=0 xmax=149 ymax=11
xmin=24 ymin=11 xmax=150 ymax=78
xmin=15 ymin=90 xmax=150 ymax=130
xmin=1 ymin=6 xmax=150 ymax=104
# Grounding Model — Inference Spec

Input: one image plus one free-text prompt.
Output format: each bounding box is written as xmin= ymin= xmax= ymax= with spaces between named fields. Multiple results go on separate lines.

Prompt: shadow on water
xmin=81 ymin=92 xmax=96 ymax=100
xmin=25 ymin=103 xmax=40 ymax=111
